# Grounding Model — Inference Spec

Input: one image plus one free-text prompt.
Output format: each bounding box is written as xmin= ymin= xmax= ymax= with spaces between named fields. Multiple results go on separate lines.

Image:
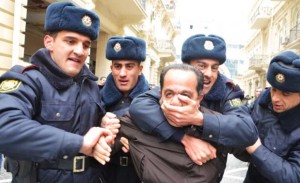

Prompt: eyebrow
xmin=64 ymin=36 xmax=91 ymax=44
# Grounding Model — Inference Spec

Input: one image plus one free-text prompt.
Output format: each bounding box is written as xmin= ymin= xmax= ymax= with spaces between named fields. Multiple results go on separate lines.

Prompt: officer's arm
xmin=247 ymin=142 xmax=300 ymax=183
xmin=201 ymin=101 xmax=258 ymax=148
xmin=0 ymin=74 xmax=82 ymax=162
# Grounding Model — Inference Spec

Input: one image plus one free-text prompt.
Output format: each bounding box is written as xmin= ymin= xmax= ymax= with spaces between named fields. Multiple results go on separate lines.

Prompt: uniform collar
xmin=30 ymin=48 xmax=97 ymax=89
xmin=101 ymin=73 xmax=148 ymax=107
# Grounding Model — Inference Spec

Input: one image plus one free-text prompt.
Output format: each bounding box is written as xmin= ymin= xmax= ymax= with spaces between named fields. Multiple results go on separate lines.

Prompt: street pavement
xmin=0 ymin=156 xmax=11 ymax=183
xmin=0 ymin=154 xmax=247 ymax=182
xmin=221 ymin=154 xmax=248 ymax=183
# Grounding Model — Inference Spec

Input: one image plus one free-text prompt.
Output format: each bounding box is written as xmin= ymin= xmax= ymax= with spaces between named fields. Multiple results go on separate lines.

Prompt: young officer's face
xmin=271 ymin=87 xmax=300 ymax=113
xmin=111 ymin=60 xmax=143 ymax=96
xmin=160 ymin=69 xmax=202 ymax=106
xmin=44 ymin=31 xmax=91 ymax=77
xmin=189 ymin=59 xmax=219 ymax=95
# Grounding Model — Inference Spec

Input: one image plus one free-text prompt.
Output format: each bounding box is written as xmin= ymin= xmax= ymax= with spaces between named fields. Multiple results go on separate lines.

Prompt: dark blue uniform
xmin=129 ymin=73 xmax=258 ymax=181
xmin=244 ymin=88 xmax=300 ymax=183
xmin=0 ymin=48 xmax=105 ymax=183
xmin=100 ymin=73 xmax=148 ymax=183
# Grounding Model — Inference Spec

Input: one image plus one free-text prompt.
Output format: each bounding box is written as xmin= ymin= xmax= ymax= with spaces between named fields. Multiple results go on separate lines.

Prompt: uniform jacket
xmin=129 ymin=73 xmax=258 ymax=147
xmin=0 ymin=48 xmax=105 ymax=183
xmin=244 ymin=88 xmax=300 ymax=183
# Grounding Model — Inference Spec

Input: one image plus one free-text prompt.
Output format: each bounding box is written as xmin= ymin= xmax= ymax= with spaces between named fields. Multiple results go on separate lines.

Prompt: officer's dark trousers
xmin=105 ymin=151 xmax=140 ymax=183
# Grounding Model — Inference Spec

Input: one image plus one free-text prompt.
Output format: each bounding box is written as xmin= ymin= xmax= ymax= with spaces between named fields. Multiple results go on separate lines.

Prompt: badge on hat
xmin=204 ymin=40 xmax=214 ymax=50
xmin=114 ymin=42 xmax=122 ymax=52
xmin=229 ymin=98 xmax=243 ymax=107
xmin=0 ymin=79 xmax=22 ymax=93
xmin=82 ymin=15 xmax=92 ymax=27
xmin=275 ymin=73 xmax=285 ymax=83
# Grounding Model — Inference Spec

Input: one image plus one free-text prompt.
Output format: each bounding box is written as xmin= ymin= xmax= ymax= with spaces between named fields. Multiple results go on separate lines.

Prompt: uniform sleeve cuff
xmin=59 ymin=132 xmax=83 ymax=158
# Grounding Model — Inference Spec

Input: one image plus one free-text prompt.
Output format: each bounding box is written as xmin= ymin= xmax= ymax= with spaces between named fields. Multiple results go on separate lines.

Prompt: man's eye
xmin=198 ymin=65 xmax=205 ymax=68
xmin=127 ymin=65 xmax=134 ymax=69
xmin=114 ymin=65 xmax=121 ymax=69
xmin=182 ymin=94 xmax=191 ymax=98
xmin=165 ymin=93 xmax=173 ymax=98
xmin=212 ymin=67 xmax=219 ymax=72
xmin=66 ymin=40 xmax=75 ymax=44
xmin=83 ymin=44 xmax=91 ymax=49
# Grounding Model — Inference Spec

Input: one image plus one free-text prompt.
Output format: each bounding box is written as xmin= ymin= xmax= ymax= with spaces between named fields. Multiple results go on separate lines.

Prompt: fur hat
xmin=106 ymin=36 xmax=146 ymax=62
xmin=267 ymin=51 xmax=300 ymax=92
xmin=181 ymin=34 xmax=226 ymax=64
xmin=45 ymin=2 xmax=100 ymax=40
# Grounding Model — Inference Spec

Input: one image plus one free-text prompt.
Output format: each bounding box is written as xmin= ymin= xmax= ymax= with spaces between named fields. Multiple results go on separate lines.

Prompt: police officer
xmin=129 ymin=34 xmax=258 ymax=181
xmin=100 ymin=36 xmax=148 ymax=183
xmin=0 ymin=2 xmax=112 ymax=183
xmin=244 ymin=51 xmax=300 ymax=183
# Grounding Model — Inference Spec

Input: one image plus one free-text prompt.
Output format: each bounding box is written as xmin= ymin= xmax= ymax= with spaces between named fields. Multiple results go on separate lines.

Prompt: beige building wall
xmin=241 ymin=0 xmax=300 ymax=97
xmin=0 ymin=0 xmax=29 ymax=75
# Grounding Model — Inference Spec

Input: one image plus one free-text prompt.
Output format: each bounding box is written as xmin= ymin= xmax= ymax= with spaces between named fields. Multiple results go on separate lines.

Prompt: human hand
xmin=181 ymin=134 xmax=216 ymax=165
xmin=246 ymin=138 xmax=261 ymax=155
xmin=120 ymin=137 xmax=129 ymax=153
xmin=101 ymin=112 xmax=121 ymax=139
xmin=161 ymin=94 xmax=203 ymax=127
xmin=93 ymin=135 xmax=114 ymax=165
xmin=80 ymin=127 xmax=113 ymax=165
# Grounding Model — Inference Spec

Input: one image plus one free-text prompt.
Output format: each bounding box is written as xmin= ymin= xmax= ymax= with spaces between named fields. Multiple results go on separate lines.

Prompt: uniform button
xmin=273 ymin=147 xmax=276 ymax=150
xmin=121 ymin=100 xmax=124 ymax=104
xmin=63 ymin=155 xmax=68 ymax=159
xmin=56 ymin=113 xmax=61 ymax=118
xmin=209 ymin=134 xmax=213 ymax=138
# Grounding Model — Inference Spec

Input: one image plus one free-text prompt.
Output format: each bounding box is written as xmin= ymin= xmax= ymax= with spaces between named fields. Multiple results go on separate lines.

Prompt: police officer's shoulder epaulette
xmin=225 ymin=80 xmax=242 ymax=92
xmin=20 ymin=64 xmax=39 ymax=74
xmin=0 ymin=64 xmax=38 ymax=93
xmin=225 ymin=80 xmax=236 ymax=88
xmin=225 ymin=81 xmax=244 ymax=107
xmin=8 ymin=64 xmax=38 ymax=74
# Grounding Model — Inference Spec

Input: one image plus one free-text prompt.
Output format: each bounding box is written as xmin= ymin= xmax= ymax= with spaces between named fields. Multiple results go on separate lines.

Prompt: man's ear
xmin=44 ymin=35 xmax=54 ymax=51
xmin=159 ymin=89 xmax=163 ymax=105
xmin=197 ymin=93 xmax=204 ymax=103
xmin=138 ymin=65 xmax=143 ymax=76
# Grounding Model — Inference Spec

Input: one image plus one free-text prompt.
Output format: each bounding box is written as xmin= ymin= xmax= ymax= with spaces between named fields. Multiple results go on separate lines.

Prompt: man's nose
xmin=73 ymin=44 xmax=84 ymax=56
xmin=169 ymin=95 xmax=181 ymax=106
xmin=120 ymin=67 xmax=126 ymax=76
xmin=203 ymin=67 xmax=212 ymax=77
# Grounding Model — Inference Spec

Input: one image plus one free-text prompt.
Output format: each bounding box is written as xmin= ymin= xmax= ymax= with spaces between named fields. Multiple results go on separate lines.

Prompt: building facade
xmin=238 ymin=0 xmax=300 ymax=98
xmin=0 ymin=0 xmax=179 ymax=86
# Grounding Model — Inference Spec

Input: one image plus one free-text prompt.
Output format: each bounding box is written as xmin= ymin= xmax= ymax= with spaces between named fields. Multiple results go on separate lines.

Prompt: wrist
xmin=193 ymin=111 xmax=203 ymax=126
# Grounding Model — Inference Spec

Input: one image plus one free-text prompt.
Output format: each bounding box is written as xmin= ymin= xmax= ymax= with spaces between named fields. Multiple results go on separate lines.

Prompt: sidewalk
xmin=0 ymin=156 xmax=12 ymax=183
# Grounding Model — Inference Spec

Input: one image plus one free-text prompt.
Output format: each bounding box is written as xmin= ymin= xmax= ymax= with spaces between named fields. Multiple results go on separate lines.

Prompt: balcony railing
xmin=289 ymin=23 xmax=300 ymax=43
xmin=250 ymin=6 xmax=272 ymax=23
xmin=249 ymin=54 xmax=269 ymax=71
xmin=154 ymin=39 xmax=176 ymax=61
xmin=156 ymin=40 xmax=176 ymax=53
xmin=249 ymin=6 xmax=272 ymax=29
